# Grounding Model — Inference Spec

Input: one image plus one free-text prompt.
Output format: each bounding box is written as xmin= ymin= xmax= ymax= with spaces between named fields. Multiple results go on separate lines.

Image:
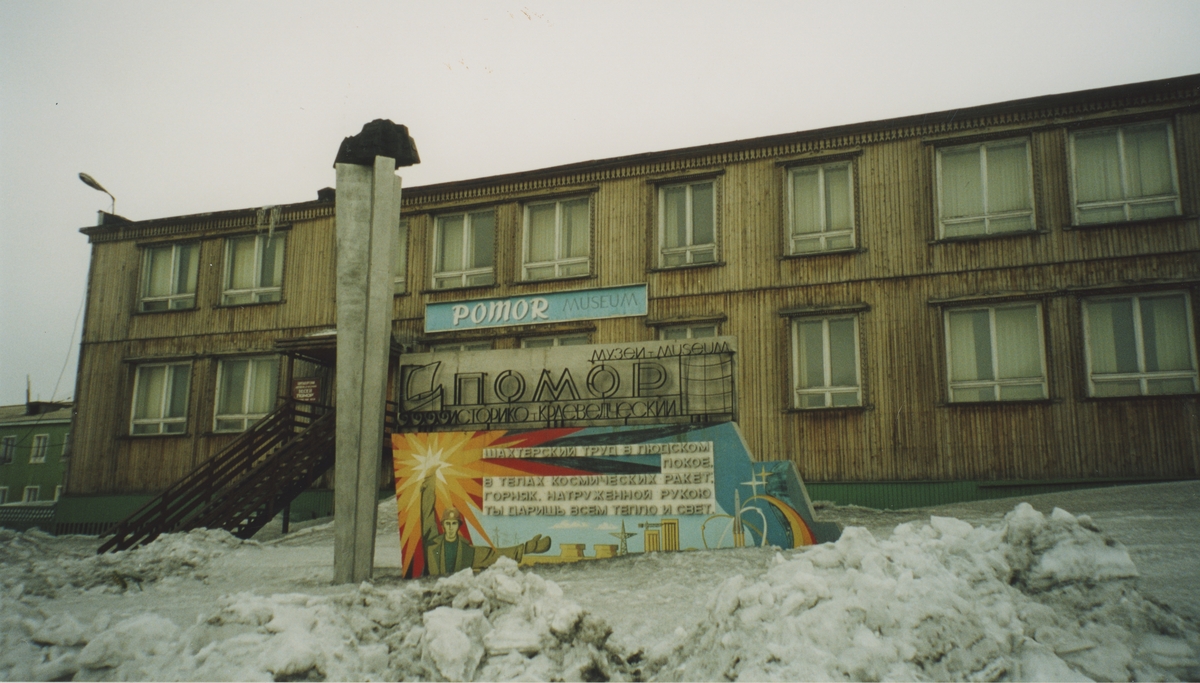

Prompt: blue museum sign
xmin=425 ymin=284 xmax=647 ymax=333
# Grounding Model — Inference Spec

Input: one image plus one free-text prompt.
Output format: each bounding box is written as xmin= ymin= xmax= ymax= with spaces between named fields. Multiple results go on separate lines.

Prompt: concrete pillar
xmin=333 ymin=155 xmax=399 ymax=584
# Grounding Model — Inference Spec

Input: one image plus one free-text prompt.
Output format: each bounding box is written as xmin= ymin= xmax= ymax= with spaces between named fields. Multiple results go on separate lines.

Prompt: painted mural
xmin=393 ymin=422 xmax=841 ymax=578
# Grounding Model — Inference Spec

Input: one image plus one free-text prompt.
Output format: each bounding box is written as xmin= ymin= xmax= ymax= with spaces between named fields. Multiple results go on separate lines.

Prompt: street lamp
xmin=78 ymin=173 xmax=115 ymax=214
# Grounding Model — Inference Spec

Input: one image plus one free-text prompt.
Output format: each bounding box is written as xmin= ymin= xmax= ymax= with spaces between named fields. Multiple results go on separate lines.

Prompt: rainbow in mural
xmin=392 ymin=422 xmax=840 ymax=579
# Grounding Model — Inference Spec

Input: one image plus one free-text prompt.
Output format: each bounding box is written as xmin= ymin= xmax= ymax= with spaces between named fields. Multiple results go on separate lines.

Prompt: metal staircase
xmin=98 ymin=401 xmax=336 ymax=553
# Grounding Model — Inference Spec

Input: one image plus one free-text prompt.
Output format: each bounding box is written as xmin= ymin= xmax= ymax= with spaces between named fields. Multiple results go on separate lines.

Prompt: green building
xmin=0 ymin=401 xmax=72 ymax=530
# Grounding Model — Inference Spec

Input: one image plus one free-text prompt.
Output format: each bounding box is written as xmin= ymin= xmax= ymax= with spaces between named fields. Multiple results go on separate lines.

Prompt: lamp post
xmin=78 ymin=173 xmax=115 ymax=214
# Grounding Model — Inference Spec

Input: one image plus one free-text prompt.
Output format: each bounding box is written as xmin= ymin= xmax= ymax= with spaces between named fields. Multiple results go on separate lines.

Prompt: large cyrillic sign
xmin=397 ymin=336 xmax=736 ymax=430
xmin=424 ymin=284 xmax=647 ymax=333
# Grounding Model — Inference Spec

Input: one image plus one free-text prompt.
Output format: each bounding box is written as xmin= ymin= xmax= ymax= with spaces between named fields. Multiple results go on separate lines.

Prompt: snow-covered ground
xmin=2 ymin=482 xmax=1198 ymax=681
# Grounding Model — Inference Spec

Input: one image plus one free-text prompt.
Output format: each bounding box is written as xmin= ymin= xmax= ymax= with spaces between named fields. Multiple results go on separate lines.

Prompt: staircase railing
xmin=98 ymin=400 xmax=330 ymax=553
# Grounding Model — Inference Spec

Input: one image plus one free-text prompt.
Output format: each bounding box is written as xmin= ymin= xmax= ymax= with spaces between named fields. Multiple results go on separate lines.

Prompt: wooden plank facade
xmin=70 ymin=75 xmax=1200 ymax=498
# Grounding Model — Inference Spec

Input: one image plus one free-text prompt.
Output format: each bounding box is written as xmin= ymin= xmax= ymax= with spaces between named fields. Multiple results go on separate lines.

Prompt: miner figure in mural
xmin=420 ymin=477 xmax=552 ymax=576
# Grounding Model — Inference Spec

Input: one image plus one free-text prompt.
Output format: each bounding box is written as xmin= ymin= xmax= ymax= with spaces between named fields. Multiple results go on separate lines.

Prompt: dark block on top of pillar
xmin=334 ymin=120 xmax=420 ymax=168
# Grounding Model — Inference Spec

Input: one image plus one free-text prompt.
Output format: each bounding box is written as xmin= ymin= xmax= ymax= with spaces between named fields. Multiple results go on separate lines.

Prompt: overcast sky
xmin=2 ymin=1 xmax=1199 ymax=406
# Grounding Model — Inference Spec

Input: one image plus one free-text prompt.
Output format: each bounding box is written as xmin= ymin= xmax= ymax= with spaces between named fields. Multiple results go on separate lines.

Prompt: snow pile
xmin=1 ymin=556 xmax=627 ymax=682
xmin=0 ymin=527 xmax=248 ymax=597
xmin=659 ymin=504 xmax=1199 ymax=682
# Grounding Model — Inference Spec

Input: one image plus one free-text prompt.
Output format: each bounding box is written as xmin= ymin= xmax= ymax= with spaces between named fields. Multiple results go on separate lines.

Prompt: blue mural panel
xmin=393 ymin=422 xmax=840 ymax=578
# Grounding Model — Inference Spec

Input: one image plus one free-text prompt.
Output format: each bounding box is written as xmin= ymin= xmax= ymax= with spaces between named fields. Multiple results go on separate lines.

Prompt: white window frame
xmin=130 ymin=362 xmax=192 ymax=435
xmin=394 ymin=219 xmax=409 ymax=294
xmin=944 ymin=303 xmax=1048 ymax=402
xmin=522 ymin=196 xmax=591 ymax=280
xmin=787 ymin=162 xmax=856 ymax=253
xmin=432 ymin=210 xmax=496 ymax=289
xmin=1069 ymin=121 xmax=1182 ymax=225
xmin=659 ymin=324 xmax=718 ymax=340
xmin=936 ymin=138 xmax=1036 ymax=238
xmin=54 ymin=485 xmax=63 ymax=501
xmin=222 ymin=233 xmax=285 ymax=305
xmin=29 ymin=434 xmax=48 ymax=464
xmin=140 ymin=242 xmax=199 ymax=311
xmin=1082 ymin=292 xmax=1199 ymax=397
xmin=0 ymin=436 xmax=14 ymax=465
xmin=658 ymin=180 xmax=717 ymax=267
xmin=23 ymin=486 xmax=39 ymax=503
xmin=791 ymin=315 xmax=862 ymax=409
xmin=520 ymin=334 xmax=590 ymax=348
xmin=214 ymin=355 xmax=280 ymax=433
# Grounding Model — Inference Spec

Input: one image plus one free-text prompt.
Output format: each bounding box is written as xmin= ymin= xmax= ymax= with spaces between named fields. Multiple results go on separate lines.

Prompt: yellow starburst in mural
xmin=392 ymin=430 xmax=508 ymax=576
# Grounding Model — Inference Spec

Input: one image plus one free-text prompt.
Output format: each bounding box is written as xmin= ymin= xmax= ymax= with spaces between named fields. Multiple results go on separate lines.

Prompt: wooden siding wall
xmin=73 ymin=91 xmax=1200 ymax=495
xmin=72 ymin=217 xmax=337 ymax=494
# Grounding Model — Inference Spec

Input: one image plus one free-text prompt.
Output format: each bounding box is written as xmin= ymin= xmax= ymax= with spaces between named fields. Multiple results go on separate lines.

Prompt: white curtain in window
xmin=825 ymin=165 xmax=852 ymax=232
xmin=1125 ymin=125 xmax=1173 ymax=198
xmin=791 ymin=170 xmax=821 ymax=235
xmin=134 ymin=366 xmax=167 ymax=421
xmin=691 ymin=183 xmax=714 ymax=245
xmin=261 ymin=236 xmax=285 ymax=288
xmin=528 ymin=204 xmax=556 ymax=262
xmin=563 ymin=198 xmax=589 ymax=259
xmin=145 ymin=247 xmax=174 ymax=297
xmin=436 ymin=216 xmax=464 ymax=272
xmin=994 ymin=306 xmax=1041 ymax=379
xmin=248 ymin=358 xmax=279 ymax=414
xmin=828 ymin=319 xmax=856 ymax=386
xmin=1087 ymin=299 xmax=1138 ymax=374
xmin=176 ymin=244 xmax=199 ymax=295
xmin=948 ymin=310 xmax=991 ymax=381
xmin=469 ymin=212 xmax=495 ymax=269
xmin=663 ymin=186 xmax=687 ymax=248
xmin=1074 ymin=131 xmax=1122 ymax=203
xmin=940 ymin=147 xmax=983 ymax=219
xmin=217 ymin=360 xmax=249 ymax=416
xmin=227 ymin=237 xmax=257 ymax=290
xmin=796 ymin=320 xmax=824 ymax=389
xmin=986 ymin=143 xmax=1032 ymax=219
xmin=1141 ymin=295 xmax=1192 ymax=372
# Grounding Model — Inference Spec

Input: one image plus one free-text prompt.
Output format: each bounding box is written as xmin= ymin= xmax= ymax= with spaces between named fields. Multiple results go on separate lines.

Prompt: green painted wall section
xmin=805 ymin=478 xmax=1182 ymax=510
xmin=10 ymin=479 xmax=1190 ymax=535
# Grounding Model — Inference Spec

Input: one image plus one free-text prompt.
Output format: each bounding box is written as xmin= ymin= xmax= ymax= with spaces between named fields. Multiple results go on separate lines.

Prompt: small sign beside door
xmin=292 ymin=378 xmax=320 ymax=403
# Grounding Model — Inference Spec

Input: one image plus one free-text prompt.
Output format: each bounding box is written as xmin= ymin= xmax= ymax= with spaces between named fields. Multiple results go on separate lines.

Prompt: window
xmin=0 ymin=436 xmax=14 ymax=465
xmin=788 ymin=162 xmax=855 ymax=252
xmin=0 ymin=488 xmax=7 ymax=504
xmin=1083 ymin=292 xmax=1198 ymax=397
xmin=215 ymin=356 xmax=280 ymax=432
xmin=521 ymin=334 xmax=589 ymax=348
xmin=937 ymin=139 xmax=1034 ymax=238
xmin=223 ymin=233 xmax=285 ymax=305
xmin=54 ymin=485 xmax=62 ymax=501
xmin=29 ymin=434 xmax=48 ymax=464
xmin=433 ymin=210 xmax=495 ymax=289
xmin=140 ymin=242 xmax=199 ymax=311
xmin=131 ymin=362 xmax=191 ymax=435
xmin=791 ymin=316 xmax=861 ymax=408
xmin=394 ymin=220 xmax=409 ymax=294
xmin=945 ymin=303 xmax=1047 ymax=402
xmin=659 ymin=180 xmax=716 ymax=267
xmin=523 ymin=197 xmax=590 ymax=280
xmin=23 ymin=486 xmax=39 ymax=503
xmin=660 ymin=324 xmax=717 ymax=340
xmin=430 ymin=342 xmax=493 ymax=352
xmin=1070 ymin=121 xmax=1181 ymax=225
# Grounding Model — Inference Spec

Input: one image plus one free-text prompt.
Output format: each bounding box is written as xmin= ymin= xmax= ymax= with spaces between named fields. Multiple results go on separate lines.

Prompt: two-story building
xmin=65 ymin=74 xmax=1200 ymax=527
